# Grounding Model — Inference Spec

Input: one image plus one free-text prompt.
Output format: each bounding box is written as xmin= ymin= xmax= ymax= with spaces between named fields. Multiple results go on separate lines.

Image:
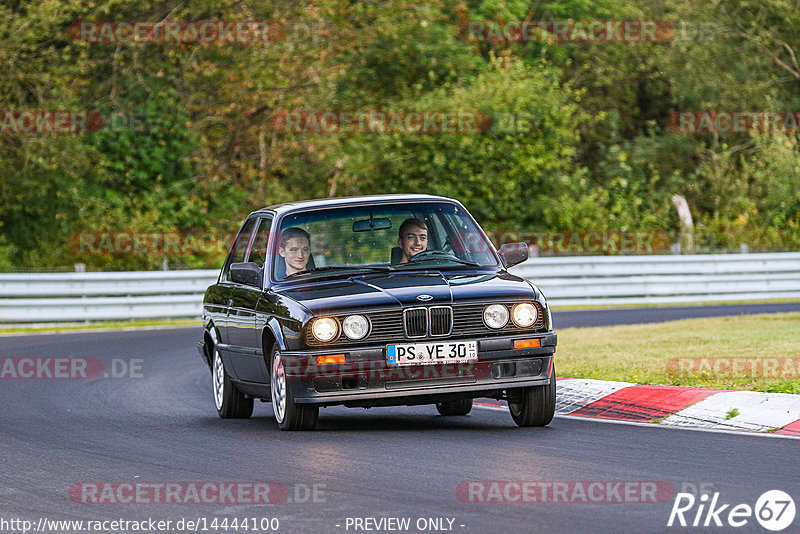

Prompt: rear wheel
xmin=436 ymin=398 xmax=473 ymax=416
xmin=270 ymin=346 xmax=318 ymax=431
xmin=212 ymin=348 xmax=253 ymax=419
xmin=508 ymin=363 xmax=556 ymax=427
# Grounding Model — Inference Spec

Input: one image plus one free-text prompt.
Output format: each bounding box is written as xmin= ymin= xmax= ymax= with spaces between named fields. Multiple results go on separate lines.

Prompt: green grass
xmin=0 ymin=318 xmax=201 ymax=335
xmin=556 ymin=312 xmax=800 ymax=394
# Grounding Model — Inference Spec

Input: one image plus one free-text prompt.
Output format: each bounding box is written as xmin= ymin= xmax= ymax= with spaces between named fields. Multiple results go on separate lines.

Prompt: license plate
xmin=386 ymin=341 xmax=478 ymax=366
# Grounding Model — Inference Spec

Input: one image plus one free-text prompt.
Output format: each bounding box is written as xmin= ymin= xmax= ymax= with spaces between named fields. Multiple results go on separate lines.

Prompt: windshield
xmin=272 ymin=201 xmax=499 ymax=280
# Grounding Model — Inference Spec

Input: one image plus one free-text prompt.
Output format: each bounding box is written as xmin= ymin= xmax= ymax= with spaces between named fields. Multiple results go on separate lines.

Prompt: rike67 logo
xmin=668 ymin=490 xmax=796 ymax=531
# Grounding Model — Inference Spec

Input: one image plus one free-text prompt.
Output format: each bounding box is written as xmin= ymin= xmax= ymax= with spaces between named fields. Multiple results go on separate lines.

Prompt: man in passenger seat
xmin=278 ymin=227 xmax=312 ymax=276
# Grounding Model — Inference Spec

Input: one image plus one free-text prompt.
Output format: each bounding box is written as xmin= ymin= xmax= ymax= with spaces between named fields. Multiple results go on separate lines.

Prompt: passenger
xmin=279 ymin=227 xmax=311 ymax=276
xmin=397 ymin=218 xmax=428 ymax=263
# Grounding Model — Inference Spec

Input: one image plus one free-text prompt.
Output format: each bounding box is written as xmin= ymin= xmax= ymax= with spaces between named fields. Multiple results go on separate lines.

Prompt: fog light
xmin=492 ymin=362 xmax=516 ymax=379
xmin=516 ymin=359 xmax=543 ymax=376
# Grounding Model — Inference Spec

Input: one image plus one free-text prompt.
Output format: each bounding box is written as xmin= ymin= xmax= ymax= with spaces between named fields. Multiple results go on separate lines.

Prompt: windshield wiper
xmin=285 ymin=265 xmax=393 ymax=279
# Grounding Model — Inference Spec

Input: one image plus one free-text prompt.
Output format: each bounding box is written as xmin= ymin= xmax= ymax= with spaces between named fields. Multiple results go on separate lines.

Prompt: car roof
xmin=251 ymin=194 xmax=459 ymax=216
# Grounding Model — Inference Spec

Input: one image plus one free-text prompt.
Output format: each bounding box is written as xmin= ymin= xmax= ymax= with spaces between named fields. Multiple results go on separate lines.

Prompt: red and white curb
xmin=479 ymin=378 xmax=800 ymax=437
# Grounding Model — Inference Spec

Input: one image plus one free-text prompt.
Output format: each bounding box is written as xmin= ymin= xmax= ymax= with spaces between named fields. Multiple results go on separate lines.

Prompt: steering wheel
xmin=408 ymin=249 xmax=459 ymax=262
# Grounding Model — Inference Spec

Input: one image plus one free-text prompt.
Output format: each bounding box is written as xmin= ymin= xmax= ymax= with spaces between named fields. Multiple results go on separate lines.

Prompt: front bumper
xmin=281 ymin=332 xmax=557 ymax=405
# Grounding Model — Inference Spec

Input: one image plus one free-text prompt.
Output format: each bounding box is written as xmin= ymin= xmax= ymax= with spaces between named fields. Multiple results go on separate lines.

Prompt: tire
xmin=508 ymin=363 xmax=556 ymax=427
xmin=436 ymin=398 xmax=473 ymax=416
xmin=212 ymin=348 xmax=254 ymax=419
xmin=270 ymin=345 xmax=318 ymax=431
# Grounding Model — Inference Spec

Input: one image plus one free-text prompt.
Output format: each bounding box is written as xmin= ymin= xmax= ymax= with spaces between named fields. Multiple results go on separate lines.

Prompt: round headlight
xmin=311 ymin=317 xmax=339 ymax=342
xmin=483 ymin=304 xmax=509 ymax=329
xmin=512 ymin=303 xmax=537 ymax=328
xmin=342 ymin=315 xmax=369 ymax=340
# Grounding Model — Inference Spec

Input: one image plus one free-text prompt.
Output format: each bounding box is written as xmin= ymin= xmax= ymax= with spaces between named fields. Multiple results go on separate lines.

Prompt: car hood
xmin=278 ymin=270 xmax=536 ymax=315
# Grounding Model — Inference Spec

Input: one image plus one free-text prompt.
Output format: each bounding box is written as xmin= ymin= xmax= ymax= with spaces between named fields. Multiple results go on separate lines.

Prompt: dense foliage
xmin=1 ymin=0 xmax=799 ymax=270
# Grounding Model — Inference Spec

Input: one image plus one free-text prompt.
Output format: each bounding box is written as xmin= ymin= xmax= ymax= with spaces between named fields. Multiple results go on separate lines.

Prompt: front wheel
xmin=270 ymin=346 xmax=318 ymax=431
xmin=508 ymin=363 xmax=556 ymax=427
xmin=436 ymin=398 xmax=473 ymax=416
xmin=212 ymin=348 xmax=253 ymax=419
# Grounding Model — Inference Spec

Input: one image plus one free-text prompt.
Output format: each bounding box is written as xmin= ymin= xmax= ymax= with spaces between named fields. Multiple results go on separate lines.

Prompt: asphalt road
xmin=1 ymin=306 xmax=799 ymax=534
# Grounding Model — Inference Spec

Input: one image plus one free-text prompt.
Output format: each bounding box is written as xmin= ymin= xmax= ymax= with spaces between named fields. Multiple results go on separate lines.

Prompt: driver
xmin=279 ymin=227 xmax=311 ymax=275
xmin=397 ymin=218 xmax=428 ymax=263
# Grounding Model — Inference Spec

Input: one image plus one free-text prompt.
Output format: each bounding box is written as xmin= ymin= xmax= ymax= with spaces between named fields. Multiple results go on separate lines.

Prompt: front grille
xmin=304 ymin=301 xmax=546 ymax=347
xmin=429 ymin=306 xmax=453 ymax=336
xmin=403 ymin=308 xmax=428 ymax=338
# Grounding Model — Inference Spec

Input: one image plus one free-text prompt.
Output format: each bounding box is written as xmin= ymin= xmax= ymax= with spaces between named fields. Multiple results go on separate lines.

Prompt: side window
xmin=221 ymin=218 xmax=256 ymax=282
xmin=248 ymin=217 xmax=272 ymax=268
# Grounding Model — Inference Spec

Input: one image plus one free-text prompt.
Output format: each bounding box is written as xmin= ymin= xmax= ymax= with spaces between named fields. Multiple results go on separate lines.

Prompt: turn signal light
xmin=513 ymin=338 xmax=541 ymax=349
xmin=316 ymin=354 xmax=346 ymax=365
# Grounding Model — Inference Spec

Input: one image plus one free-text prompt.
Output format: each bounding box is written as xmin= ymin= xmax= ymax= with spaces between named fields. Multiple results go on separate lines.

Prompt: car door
xmin=226 ymin=216 xmax=272 ymax=383
xmin=216 ymin=217 xmax=257 ymax=378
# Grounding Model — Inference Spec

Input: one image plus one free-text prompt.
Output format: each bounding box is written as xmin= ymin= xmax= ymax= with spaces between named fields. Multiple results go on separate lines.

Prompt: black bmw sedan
xmin=198 ymin=194 xmax=557 ymax=430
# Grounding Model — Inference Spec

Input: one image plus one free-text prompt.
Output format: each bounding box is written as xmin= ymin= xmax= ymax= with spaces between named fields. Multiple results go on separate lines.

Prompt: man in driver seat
xmin=397 ymin=218 xmax=428 ymax=263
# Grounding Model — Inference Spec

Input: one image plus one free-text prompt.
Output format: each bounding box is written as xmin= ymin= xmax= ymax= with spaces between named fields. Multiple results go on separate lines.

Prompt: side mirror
xmin=497 ymin=242 xmax=529 ymax=268
xmin=230 ymin=262 xmax=262 ymax=286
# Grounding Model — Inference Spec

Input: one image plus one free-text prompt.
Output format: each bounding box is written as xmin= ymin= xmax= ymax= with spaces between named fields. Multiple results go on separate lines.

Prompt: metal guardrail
xmin=511 ymin=252 xmax=800 ymax=306
xmin=1 ymin=253 xmax=799 ymax=322
xmin=0 ymin=270 xmax=219 ymax=322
